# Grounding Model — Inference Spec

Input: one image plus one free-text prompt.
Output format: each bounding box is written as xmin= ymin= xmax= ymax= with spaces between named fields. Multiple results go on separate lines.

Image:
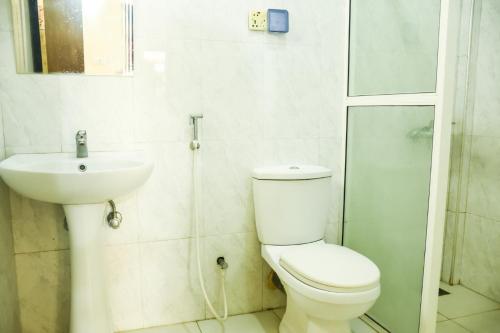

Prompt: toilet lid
xmin=279 ymin=244 xmax=380 ymax=293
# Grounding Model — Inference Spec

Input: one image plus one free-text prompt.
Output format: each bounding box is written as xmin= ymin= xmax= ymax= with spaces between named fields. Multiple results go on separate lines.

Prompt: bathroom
xmin=0 ymin=0 xmax=498 ymax=332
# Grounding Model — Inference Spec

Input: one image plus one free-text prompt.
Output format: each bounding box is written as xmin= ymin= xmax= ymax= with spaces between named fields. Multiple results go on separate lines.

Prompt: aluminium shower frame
xmin=339 ymin=0 xmax=459 ymax=332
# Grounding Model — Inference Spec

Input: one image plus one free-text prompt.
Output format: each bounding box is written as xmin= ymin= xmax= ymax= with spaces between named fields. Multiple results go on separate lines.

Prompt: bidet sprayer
xmin=190 ymin=114 xmax=203 ymax=150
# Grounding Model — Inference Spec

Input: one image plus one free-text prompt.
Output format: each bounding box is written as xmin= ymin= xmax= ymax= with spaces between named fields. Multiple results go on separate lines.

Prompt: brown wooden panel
xmin=43 ymin=0 xmax=84 ymax=73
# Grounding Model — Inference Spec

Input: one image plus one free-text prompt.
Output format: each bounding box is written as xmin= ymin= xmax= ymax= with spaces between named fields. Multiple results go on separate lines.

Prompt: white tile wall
xmin=0 ymin=0 xmax=347 ymax=331
xmin=442 ymin=0 xmax=500 ymax=302
xmin=0 ymin=20 xmax=20 ymax=329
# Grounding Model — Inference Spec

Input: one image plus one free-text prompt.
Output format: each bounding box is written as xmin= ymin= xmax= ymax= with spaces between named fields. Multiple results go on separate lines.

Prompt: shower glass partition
xmin=341 ymin=0 xmax=457 ymax=332
xmin=344 ymin=106 xmax=434 ymax=332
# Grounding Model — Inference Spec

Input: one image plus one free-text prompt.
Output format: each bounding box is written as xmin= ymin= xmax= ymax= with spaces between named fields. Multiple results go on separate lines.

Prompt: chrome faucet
xmin=75 ymin=130 xmax=88 ymax=158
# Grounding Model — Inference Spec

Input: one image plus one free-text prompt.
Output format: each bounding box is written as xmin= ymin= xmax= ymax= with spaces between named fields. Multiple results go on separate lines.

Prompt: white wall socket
xmin=249 ymin=10 xmax=267 ymax=31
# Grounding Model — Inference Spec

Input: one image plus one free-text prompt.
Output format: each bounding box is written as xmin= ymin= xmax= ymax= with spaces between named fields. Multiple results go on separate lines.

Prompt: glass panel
xmin=344 ymin=106 xmax=434 ymax=332
xmin=11 ymin=0 xmax=134 ymax=75
xmin=348 ymin=0 xmax=441 ymax=96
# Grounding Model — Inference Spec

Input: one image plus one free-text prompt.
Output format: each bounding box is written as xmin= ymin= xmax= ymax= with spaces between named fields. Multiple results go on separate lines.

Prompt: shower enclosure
xmin=441 ymin=0 xmax=500 ymax=310
xmin=341 ymin=0 xmax=458 ymax=332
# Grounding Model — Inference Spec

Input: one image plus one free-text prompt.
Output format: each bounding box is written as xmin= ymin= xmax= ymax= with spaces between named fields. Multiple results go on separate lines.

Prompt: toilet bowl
xmin=252 ymin=165 xmax=381 ymax=333
xmin=263 ymin=241 xmax=380 ymax=333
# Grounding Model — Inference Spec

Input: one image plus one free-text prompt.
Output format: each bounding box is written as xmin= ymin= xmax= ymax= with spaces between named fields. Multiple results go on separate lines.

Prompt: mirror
xmin=11 ymin=0 xmax=134 ymax=75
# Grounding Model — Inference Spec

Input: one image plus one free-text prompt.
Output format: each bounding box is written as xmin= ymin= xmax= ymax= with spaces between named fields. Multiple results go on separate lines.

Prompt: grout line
xmin=457 ymin=283 xmax=500 ymax=306
xmin=449 ymin=308 xmax=500 ymax=320
xmin=14 ymin=248 xmax=69 ymax=255
xmin=449 ymin=319 xmax=473 ymax=333
xmin=195 ymin=320 xmax=204 ymax=333
xmin=270 ymin=308 xmax=282 ymax=320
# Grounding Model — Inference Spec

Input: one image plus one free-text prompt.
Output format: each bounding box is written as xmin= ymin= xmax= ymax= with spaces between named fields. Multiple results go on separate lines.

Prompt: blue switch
xmin=268 ymin=9 xmax=289 ymax=33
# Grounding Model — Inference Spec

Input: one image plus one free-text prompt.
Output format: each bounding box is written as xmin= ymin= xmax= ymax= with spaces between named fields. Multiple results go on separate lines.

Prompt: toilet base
xmin=279 ymin=292 xmax=351 ymax=333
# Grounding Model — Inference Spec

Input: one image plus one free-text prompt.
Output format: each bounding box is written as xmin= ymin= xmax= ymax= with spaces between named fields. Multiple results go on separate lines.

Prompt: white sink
xmin=0 ymin=152 xmax=153 ymax=333
xmin=0 ymin=152 xmax=153 ymax=204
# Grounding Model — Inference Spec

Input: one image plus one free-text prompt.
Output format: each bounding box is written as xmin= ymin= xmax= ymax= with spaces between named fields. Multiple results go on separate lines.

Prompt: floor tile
xmin=454 ymin=310 xmax=500 ymax=333
xmin=438 ymin=283 xmax=500 ymax=319
xmin=437 ymin=313 xmax=448 ymax=322
xmin=436 ymin=321 xmax=470 ymax=333
xmin=197 ymin=311 xmax=279 ymax=333
xmin=351 ymin=318 xmax=378 ymax=333
xmin=122 ymin=322 xmax=200 ymax=333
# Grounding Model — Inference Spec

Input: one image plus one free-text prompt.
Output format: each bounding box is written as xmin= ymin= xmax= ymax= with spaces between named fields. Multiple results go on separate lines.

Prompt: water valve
xmin=107 ymin=200 xmax=123 ymax=229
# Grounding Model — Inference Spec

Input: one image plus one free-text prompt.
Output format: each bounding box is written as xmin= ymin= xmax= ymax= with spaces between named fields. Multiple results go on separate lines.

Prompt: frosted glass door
xmin=348 ymin=0 xmax=441 ymax=96
xmin=344 ymin=106 xmax=434 ymax=332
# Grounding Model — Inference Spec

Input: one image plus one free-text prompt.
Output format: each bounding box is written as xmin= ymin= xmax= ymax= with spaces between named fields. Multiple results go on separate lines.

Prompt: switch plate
xmin=268 ymin=9 xmax=289 ymax=33
xmin=249 ymin=10 xmax=267 ymax=31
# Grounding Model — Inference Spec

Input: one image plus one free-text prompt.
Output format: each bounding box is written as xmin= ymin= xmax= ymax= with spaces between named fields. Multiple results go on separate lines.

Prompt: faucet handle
xmin=76 ymin=130 xmax=87 ymax=138
xmin=76 ymin=130 xmax=87 ymax=144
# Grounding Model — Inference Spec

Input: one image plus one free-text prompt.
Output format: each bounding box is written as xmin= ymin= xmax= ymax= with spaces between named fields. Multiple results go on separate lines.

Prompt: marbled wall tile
xmin=106 ymin=244 xmax=143 ymax=332
xmin=262 ymin=261 xmax=286 ymax=310
xmin=200 ymin=41 xmax=262 ymax=141
xmin=134 ymin=0 xmax=201 ymax=41
xmin=201 ymin=140 xmax=257 ymax=236
xmin=0 ymin=0 xmax=12 ymax=32
xmin=0 ymin=31 xmax=16 ymax=71
xmin=140 ymin=239 xmax=204 ymax=327
xmin=133 ymin=38 xmax=201 ymax=143
xmin=10 ymin=191 xmax=67 ymax=254
xmin=471 ymin=0 xmax=500 ymax=138
xmin=59 ymin=76 xmax=135 ymax=152
xmin=446 ymin=132 xmax=465 ymax=212
xmin=201 ymin=41 xmax=323 ymax=141
xmin=456 ymin=134 xmax=474 ymax=213
xmin=257 ymin=44 xmax=322 ymax=140
xmin=16 ymin=250 xmax=71 ymax=333
xmin=441 ymin=211 xmax=457 ymax=282
xmin=203 ymin=233 xmax=262 ymax=317
xmin=461 ymin=214 xmax=500 ymax=303
xmin=283 ymin=0 xmax=346 ymax=46
xmin=467 ymin=136 xmax=500 ymax=220
xmin=202 ymin=138 xmax=319 ymax=236
xmin=319 ymin=138 xmax=344 ymax=233
xmin=324 ymin=222 xmax=340 ymax=245
xmin=0 ymin=102 xmax=5 ymax=160
xmin=262 ymin=139 xmax=320 ymax=166
xmin=138 ymin=142 xmax=193 ymax=242
xmin=0 ymin=73 xmax=61 ymax=153
xmin=0 ymin=179 xmax=20 ymax=333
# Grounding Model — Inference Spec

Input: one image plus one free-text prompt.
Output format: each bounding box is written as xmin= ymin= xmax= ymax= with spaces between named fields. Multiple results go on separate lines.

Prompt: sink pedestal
xmin=64 ymin=203 xmax=113 ymax=333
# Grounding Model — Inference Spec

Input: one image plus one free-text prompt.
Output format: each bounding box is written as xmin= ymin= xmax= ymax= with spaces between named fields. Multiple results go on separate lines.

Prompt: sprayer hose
xmin=193 ymin=149 xmax=228 ymax=321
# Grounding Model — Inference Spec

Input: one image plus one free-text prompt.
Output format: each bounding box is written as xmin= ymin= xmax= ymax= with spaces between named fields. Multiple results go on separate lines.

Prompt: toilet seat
xmin=262 ymin=241 xmax=380 ymax=305
xmin=279 ymin=244 xmax=380 ymax=293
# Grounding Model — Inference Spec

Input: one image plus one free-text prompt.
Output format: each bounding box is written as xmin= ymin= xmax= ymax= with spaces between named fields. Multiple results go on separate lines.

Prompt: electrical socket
xmin=249 ymin=10 xmax=267 ymax=31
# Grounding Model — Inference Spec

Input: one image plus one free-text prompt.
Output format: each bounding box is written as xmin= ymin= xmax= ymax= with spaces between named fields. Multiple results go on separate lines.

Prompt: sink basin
xmin=0 ymin=152 xmax=153 ymax=333
xmin=0 ymin=152 xmax=153 ymax=204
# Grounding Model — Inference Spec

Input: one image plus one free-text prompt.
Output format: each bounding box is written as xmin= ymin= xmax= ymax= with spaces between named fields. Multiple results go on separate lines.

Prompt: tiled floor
xmin=437 ymin=282 xmax=500 ymax=333
xmin=126 ymin=283 xmax=500 ymax=333
xmin=124 ymin=309 xmax=380 ymax=333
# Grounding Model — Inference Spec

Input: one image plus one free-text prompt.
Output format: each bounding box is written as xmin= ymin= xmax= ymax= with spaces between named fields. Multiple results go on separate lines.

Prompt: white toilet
xmin=252 ymin=165 xmax=381 ymax=333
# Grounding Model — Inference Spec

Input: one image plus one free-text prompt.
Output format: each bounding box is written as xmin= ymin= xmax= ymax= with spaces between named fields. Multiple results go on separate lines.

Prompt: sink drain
xmin=78 ymin=164 xmax=87 ymax=172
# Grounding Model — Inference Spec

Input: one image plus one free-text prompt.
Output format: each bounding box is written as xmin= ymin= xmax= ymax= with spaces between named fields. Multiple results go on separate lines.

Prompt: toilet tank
xmin=252 ymin=165 xmax=332 ymax=245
